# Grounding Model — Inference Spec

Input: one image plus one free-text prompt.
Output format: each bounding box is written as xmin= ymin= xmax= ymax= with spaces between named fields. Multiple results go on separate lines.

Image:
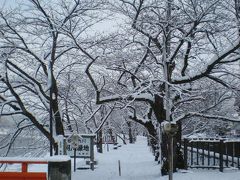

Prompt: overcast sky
xmin=0 ymin=0 xmax=126 ymax=34
xmin=0 ymin=0 xmax=17 ymax=8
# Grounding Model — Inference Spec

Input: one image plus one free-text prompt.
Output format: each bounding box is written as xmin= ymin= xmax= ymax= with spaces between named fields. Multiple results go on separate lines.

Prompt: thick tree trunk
xmin=144 ymin=121 xmax=157 ymax=153
xmin=160 ymin=132 xmax=169 ymax=175
xmin=152 ymin=94 xmax=166 ymax=122
xmin=129 ymin=112 xmax=158 ymax=152
xmin=127 ymin=121 xmax=134 ymax=144
xmin=52 ymin=78 xmax=64 ymax=136
xmin=64 ymin=99 xmax=73 ymax=132
xmin=174 ymin=121 xmax=184 ymax=170
xmin=97 ymin=129 xmax=103 ymax=153
xmin=160 ymin=122 xmax=184 ymax=175
xmin=116 ymin=133 xmax=127 ymax=145
xmin=108 ymin=129 xmax=116 ymax=144
xmin=151 ymin=95 xmax=184 ymax=175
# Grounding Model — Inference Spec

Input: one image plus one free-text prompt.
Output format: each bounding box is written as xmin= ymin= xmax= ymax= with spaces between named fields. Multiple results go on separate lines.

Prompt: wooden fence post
xmin=213 ymin=142 xmax=216 ymax=166
xmin=226 ymin=142 xmax=228 ymax=167
xmin=219 ymin=140 xmax=224 ymax=172
xmin=196 ymin=141 xmax=199 ymax=166
xmin=232 ymin=142 xmax=234 ymax=167
xmin=202 ymin=142 xmax=204 ymax=166
xmin=191 ymin=141 xmax=193 ymax=166
xmin=183 ymin=139 xmax=188 ymax=170
xmin=118 ymin=160 xmax=121 ymax=176
xmin=238 ymin=142 xmax=240 ymax=169
xmin=207 ymin=142 xmax=210 ymax=167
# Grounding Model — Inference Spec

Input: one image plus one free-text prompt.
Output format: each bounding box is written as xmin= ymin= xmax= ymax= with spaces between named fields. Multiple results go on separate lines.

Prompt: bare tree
xmin=80 ymin=0 xmax=240 ymax=174
xmin=0 ymin=0 xmax=106 ymax=152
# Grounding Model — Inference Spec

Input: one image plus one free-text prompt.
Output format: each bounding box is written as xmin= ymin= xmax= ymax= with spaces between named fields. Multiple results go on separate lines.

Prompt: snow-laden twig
xmin=175 ymin=112 xmax=240 ymax=123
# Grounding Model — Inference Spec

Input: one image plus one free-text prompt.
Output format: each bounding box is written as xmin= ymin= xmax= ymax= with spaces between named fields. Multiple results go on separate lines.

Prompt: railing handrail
xmin=0 ymin=157 xmax=48 ymax=163
xmin=0 ymin=160 xmax=47 ymax=164
xmin=0 ymin=159 xmax=48 ymax=173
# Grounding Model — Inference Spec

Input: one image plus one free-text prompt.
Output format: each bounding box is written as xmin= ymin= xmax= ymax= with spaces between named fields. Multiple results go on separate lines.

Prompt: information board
xmin=66 ymin=134 xmax=95 ymax=158
xmin=66 ymin=136 xmax=91 ymax=158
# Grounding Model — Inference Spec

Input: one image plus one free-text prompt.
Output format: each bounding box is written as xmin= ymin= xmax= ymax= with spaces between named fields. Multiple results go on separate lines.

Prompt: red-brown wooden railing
xmin=0 ymin=159 xmax=47 ymax=180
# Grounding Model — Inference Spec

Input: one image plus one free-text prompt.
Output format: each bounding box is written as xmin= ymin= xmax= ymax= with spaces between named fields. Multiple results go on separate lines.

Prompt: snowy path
xmin=72 ymin=136 xmax=160 ymax=180
xmin=2 ymin=136 xmax=240 ymax=180
xmin=72 ymin=136 xmax=240 ymax=180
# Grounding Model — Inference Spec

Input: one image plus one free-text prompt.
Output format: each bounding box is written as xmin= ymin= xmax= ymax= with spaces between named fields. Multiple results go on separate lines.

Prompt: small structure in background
xmin=102 ymin=133 xmax=117 ymax=144
xmin=228 ymin=122 xmax=240 ymax=137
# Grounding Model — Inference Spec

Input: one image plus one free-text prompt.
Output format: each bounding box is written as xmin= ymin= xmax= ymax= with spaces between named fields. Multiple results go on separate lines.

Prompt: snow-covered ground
xmin=73 ymin=136 xmax=240 ymax=180
xmin=1 ymin=136 xmax=240 ymax=180
xmin=73 ymin=136 xmax=160 ymax=180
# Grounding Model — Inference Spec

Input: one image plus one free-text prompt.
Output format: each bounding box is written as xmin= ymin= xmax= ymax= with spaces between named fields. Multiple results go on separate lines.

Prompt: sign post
xmin=74 ymin=148 xmax=76 ymax=172
xmin=66 ymin=134 xmax=95 ymax=170
xmin=67 ymin=132 xmax=80 ymax=172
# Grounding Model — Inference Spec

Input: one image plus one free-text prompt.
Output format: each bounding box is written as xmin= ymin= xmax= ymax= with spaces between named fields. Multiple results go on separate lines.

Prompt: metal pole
xmin=90 ymin=137 xmax=95 ymax=171
xmin=164 ymin=0 xmax=173 ymax=180
xmin=163 ymin=0 xmax=172 ymax=120
xmin=168 ymin=136 xmax=173 ymax=180
xmin=49 ymin=63 xmax=53 ymax=156
xmin=74 ymin=148 xmax=76 ymax=172
xmin=162 ymin=4 xmax=171 ymax=179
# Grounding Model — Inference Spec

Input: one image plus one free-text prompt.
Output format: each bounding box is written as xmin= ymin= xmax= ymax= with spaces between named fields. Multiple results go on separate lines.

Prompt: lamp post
xmin=163 ymin=123 xmax=178 ymax=180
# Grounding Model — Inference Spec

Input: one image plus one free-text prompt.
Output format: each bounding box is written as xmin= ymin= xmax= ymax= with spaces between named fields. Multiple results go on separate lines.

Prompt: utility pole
xmin=163 ymin=0 xmax=173 ymax=122
xmin=163 ymin=0 xmax=174 ymax=180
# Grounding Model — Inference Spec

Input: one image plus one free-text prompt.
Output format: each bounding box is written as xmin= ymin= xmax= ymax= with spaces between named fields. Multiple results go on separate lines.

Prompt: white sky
xmin=0 ymin=0 xmax=17 ymax=8
xmin=0 ymin=0 xmax=126 ymax=34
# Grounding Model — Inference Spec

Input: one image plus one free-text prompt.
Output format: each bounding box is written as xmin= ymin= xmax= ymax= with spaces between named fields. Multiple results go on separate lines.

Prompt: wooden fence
xmin=183 ymin=138 xmax=240 ymax=172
